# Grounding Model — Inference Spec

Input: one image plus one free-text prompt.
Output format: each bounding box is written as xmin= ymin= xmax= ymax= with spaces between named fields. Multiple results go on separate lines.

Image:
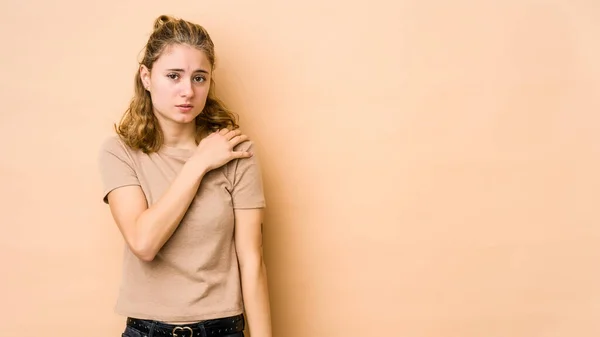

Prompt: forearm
xmin=240 ymin=259 xmax=273 ymax=337
xmin=134 ymin=161 xmax=206 ymax=260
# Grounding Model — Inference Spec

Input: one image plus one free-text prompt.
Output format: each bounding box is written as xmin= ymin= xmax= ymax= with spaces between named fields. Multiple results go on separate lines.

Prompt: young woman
xmin=98 ymin=14 xmax=272 ymax=337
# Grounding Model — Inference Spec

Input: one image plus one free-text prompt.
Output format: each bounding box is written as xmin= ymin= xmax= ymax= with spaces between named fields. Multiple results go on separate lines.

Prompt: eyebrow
xmin=166 ymin=68 xmax=209 ymax=74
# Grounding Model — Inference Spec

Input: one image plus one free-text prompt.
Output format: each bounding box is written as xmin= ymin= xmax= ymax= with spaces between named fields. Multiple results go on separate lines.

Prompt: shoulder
xmin=99 ymin=135 xmax=137 ymax=156
xmin=225 ymin=140 xmax=261 ymax=178
xmin=232 ymin=140 xmax=261 ymax=167
xmin=233 ymin=139 xmax=255 ymax=153
xmin=97 ymin=135 xmax=138 ymax=165
xmin=99 ymin=135 xmax=124 ymax=152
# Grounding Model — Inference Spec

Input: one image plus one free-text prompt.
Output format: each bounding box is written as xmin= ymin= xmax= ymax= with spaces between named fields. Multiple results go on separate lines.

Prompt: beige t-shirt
xmin=97 ymin=135 xmax=266 ymax=322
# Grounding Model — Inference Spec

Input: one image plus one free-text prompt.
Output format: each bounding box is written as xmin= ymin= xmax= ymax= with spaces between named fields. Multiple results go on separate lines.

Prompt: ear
xmin=139 ymin=65 xmax=151 ymax=90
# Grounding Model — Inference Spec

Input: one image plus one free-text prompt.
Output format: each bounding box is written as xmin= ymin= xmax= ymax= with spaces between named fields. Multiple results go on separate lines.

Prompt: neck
xmin=157 ymin=118 xmax=197 ymax=150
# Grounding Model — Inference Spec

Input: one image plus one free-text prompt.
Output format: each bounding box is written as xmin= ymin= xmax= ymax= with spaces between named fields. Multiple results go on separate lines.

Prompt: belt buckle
xmin=172 ymin=326 xmax=193 ymax=337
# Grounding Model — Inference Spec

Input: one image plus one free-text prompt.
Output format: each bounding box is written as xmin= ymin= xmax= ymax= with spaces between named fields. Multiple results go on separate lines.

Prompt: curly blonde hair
xmin=115 ymin=15 xmax=239 ymax=153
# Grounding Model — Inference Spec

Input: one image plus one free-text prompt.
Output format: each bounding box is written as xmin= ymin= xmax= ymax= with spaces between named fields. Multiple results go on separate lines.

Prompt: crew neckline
xmin=158 ymin=145 xmax=195 ymax=158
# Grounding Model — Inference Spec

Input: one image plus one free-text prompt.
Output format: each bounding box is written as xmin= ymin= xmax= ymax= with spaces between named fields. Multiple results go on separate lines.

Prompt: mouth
xmin=176 ymin=104 xmax=194 ymax=108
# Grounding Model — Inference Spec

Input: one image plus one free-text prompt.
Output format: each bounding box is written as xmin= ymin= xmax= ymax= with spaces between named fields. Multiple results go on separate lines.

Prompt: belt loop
xmin=148 ymin=321 xmax=156 ymax=337
xmin=199 ymin=324 xmax=207 ymax=337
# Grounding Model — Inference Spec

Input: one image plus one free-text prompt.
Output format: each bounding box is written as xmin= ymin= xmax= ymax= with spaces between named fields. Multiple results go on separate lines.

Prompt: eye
xmin=194 ymin=75 xmax=206 ymax=83
xmin=167 ymin=73 xmax=179 ymax=80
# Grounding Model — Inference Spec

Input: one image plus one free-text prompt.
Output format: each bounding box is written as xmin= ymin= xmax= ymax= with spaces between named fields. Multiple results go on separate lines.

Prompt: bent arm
xmin=107 ymin=161 xmax=207 ymax=262
xmin=235 ymin=208 xmax=272 ymax=337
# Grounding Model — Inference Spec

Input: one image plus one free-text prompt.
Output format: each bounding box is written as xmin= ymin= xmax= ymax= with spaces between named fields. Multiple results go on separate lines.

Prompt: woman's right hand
xmin=190 ymin=128 xmax=252 ymax=173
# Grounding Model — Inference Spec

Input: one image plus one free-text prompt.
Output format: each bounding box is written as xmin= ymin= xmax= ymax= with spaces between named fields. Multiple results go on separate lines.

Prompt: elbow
xmin=129 ymin=237 xmax=158 ymax=262
xmin=126 ymin=218 xmax=159 ymax=262
xmin=134 ymin=249 xmax=157 ymax=262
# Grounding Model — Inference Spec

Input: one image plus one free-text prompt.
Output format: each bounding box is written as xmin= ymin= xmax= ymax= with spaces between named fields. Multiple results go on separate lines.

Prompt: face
xmin=140 ymin=44 xmax=212 ymax=126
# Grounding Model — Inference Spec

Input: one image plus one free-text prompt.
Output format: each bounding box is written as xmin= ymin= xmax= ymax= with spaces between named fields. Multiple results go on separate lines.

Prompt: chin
xmin=172 ymin=113 xmax=199 ymax=124
xmin=175 ymin=117 xmax=197 ymax=125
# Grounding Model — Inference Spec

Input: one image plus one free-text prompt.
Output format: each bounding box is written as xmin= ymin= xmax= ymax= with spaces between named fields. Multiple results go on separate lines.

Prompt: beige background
xmin=1 ymin=0 xmax=599 ymax=336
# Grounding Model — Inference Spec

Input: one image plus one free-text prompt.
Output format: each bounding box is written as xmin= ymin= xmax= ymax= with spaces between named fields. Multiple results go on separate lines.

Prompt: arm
xmin=102 ymin=129 xmax=250 ymax=262
xmin=235 ymin=208 xmax=272 ymax=337
xmin=107 ymin=161 xmax=207 ymax=262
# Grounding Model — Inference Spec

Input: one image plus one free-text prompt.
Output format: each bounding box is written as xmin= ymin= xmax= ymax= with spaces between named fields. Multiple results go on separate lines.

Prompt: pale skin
xmin=106 ymin=44 xmax=272 ymax=336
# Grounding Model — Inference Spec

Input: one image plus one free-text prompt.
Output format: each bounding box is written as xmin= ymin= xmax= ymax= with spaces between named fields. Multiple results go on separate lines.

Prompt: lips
xmin=176 ymin=104 xmax=194 ymax=108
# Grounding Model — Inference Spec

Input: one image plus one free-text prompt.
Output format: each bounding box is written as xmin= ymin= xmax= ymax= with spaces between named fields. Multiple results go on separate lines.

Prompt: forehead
xmin=153 ymin=44 xmax=211 ymax=71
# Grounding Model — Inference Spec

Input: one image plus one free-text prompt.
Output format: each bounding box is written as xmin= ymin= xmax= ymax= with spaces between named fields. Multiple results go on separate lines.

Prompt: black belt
xmin=126 ymin=314 xmax=245 ymax=337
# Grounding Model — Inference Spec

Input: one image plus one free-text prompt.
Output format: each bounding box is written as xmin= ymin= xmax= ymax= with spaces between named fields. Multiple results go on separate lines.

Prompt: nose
xmin=179 ymin=79 xmax=194 ymax=98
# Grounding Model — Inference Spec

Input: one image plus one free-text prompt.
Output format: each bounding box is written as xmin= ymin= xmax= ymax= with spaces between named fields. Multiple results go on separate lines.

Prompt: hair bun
xmin=154 ymin=15 xmax=176 ymax=30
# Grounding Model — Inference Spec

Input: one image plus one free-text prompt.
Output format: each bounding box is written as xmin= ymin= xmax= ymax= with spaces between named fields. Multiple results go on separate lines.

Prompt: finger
xmin=231 ymin=150 xmax=253 ymax=159
xmin=229 ymin=134 xmax=248 ymax=145
xmin=224 ymin=129 xmax=242 ymax=141
xmin=218 ymin=128 xmax=230 ymax=136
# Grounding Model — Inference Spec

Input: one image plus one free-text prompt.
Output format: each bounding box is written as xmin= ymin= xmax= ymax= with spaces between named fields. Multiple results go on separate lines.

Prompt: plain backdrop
xmin=1 ymin=0 xmax=599 ymax=336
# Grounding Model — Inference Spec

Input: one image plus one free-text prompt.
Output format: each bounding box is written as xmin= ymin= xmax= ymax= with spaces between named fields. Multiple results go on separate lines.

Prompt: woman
xmin=98 ymin=14 xmax=272 ymax=337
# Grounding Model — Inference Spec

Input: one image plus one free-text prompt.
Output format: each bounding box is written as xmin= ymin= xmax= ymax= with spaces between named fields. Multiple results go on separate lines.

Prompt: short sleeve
xmin=231 ymin=140 xmax=266 ymax=209
xmin=97 ymin=136 xmax=141 ymax=204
